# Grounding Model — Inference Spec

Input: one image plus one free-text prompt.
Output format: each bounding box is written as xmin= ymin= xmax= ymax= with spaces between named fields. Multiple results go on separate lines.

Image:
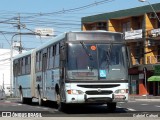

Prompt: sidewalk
xmin=129 ymin=95 xmax=160 ymax=102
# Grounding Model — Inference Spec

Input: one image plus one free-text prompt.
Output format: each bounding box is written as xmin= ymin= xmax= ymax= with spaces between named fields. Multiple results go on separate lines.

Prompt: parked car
xmin=0 ymin=88 xmax=6 ymax=100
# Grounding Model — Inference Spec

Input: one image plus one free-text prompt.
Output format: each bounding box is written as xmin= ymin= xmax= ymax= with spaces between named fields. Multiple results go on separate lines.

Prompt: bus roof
xmin=13 ymin=50 xmax=33 ymax=60
xmin=35 ymin=31 xmax=123 ymax=51
xmin=35 ymin=32 xmax=66 ymax=52
xmin=67 ymin=31 xmax=123 ymax=42
xmin=71 ymin=30 xmax=123 ymax=34
xmin=13 ymin=31 xmax=124 ymax=59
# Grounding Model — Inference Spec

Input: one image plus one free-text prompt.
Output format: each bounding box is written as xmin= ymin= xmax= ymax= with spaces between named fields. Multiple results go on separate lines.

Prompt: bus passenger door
xmin=42 ymin=52 xmax=47 ymax=98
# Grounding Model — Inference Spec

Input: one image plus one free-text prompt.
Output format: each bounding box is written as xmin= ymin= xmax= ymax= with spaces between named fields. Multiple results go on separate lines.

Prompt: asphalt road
xmin=0 ymin=98 xmax=160 ymax=119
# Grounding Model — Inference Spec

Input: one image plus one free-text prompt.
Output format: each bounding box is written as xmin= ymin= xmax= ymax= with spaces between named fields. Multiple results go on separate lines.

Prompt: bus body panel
xmin=17 ymin=75 xmax=32 ymax=98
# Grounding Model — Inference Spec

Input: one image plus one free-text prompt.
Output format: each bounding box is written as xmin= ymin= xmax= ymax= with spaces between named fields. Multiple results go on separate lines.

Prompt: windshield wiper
xmin=80 ymin=41 xmax=94 ymax=71
xmin=80 ymin=41 xmax=93 ymax=60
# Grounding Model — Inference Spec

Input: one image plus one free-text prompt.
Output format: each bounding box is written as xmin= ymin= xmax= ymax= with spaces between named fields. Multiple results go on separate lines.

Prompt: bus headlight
xmin=114 ymin=89 xmax=128 ymax=94
xmin=67 ymin=89 xmax=84 ymax=95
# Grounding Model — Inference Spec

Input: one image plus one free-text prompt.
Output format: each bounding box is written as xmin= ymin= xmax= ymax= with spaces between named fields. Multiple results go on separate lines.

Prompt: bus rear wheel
xmin=38 ymin=91 xmax=43 ymax=106
xmin=20 ymin=91 xmax=24 ymax=104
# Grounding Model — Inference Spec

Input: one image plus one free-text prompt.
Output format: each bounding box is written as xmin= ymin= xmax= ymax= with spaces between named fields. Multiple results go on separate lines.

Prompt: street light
xmin=138 ymin=0 xmax=160 ymax=23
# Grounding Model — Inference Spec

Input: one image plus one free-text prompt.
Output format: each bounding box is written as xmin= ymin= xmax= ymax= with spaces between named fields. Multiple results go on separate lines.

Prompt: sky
xmin=0 ymin=0 xmax=159 ymax=50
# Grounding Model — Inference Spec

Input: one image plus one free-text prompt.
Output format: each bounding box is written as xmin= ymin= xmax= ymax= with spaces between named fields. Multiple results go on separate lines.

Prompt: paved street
xmin=0 ymin=98 xmax=159 ymax=118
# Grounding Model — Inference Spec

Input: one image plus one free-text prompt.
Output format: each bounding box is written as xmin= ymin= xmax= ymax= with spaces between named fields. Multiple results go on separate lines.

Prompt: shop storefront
xmin=148 ymin=65 xmax=160 ymax=95
xmin=128 ymin=67 xmax=139 ymax=95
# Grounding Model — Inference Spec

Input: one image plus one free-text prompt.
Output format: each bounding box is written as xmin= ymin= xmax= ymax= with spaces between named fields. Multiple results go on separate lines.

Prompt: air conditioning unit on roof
xmin=149 ymin=13 xmax=156 ymax=18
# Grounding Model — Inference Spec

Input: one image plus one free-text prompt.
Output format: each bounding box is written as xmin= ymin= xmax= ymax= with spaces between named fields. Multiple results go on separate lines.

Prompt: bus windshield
xmin=67 ymin=42 xmax=127 ymax=81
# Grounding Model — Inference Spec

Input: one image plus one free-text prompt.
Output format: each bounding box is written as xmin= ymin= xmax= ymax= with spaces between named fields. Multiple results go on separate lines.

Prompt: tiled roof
xmin=82 ymin=3 xmax=160 ymax=23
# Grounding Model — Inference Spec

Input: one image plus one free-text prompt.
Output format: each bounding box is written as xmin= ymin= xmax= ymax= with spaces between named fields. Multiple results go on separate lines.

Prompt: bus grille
xmin=85 ymin=90 xmax=113 ymax=95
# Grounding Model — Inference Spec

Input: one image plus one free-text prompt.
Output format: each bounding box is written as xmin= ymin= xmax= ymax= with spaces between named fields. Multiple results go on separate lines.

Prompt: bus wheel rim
xmin=38 ymin=93 xmax=41 ymax=105
xmin=56 ymin=94 xmax=60 ymax=105
xmin=20 ymin=93 xmax=23 ymax=103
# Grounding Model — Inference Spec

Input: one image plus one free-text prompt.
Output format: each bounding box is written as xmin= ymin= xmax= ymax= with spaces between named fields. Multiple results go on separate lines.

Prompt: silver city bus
xmin=13 ymin=31 xmax=129 ymax=112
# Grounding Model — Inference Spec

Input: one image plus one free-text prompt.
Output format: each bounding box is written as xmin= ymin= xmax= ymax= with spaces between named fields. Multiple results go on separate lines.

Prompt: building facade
xmin=0 ymin=49 xmax=19 ymax=96
xmin=81 ymin=3 xmax=160 ymax=96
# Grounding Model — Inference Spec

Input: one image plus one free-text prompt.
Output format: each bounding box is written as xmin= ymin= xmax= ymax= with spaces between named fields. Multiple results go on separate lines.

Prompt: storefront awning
xmin=148 ymin=76 xmax=160 ymax=82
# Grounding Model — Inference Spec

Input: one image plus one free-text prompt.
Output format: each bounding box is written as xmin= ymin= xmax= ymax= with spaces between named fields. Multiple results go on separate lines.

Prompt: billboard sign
xmin=125 ymin=29 xmax=142 ymax=40
xmin=35 ymin=28 xmax=54 ymax=38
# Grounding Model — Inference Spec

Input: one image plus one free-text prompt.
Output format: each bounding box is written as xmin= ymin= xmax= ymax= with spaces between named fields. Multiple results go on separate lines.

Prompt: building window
xmin=96 ymin=22 xmax=107 ymax=30
xmin=135 ymin=44 xmax=143 ymax=64
xmin=158 ymin=21 xmax=160 ymax=28
xmin=122 ymin=22 xmax=131 ymax=32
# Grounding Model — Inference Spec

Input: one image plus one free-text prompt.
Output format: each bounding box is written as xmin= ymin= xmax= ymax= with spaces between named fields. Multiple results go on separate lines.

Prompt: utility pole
xmin=3 ymin=73 xmax=4 ymax=90
xmin=17 ymin=13 xmax=22 ymax=53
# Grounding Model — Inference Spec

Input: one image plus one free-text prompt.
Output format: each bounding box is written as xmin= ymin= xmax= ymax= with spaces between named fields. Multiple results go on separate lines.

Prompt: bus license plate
xmin=114 ymin=95 xmax=125 ymax=99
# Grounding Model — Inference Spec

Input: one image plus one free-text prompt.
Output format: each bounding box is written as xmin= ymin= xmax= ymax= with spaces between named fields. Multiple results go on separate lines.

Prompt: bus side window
xmin=47 ymin=47 xmax=51 ymax=69
xmin=56 ymin=43 xmax=60 ymax=55
xmin=51 ymin=45 xmax=55 ymax=68
xmin=39 ymin=51 xmax=42 ymax=71
xmin=49 ymin=46 xmax=53 ymax=69
xmin=18 ymin=59 xmax=21 ymax=75
xmin=29 ymin=56 xmax=31 ymax=73
xmin=13 ymin=60 xmax=18 ymax=77
xmin=54 ymin=43 xmax=60 ymax=68
xmin=36 ymin=52 xmax=39 ymax=72
xmin=22 ymin=58 xmax=25 ymax=75
xmin=53 ymin=45 xmax=56 ymax=56
xmin=25 ymin=56 xmax=31 ymax=74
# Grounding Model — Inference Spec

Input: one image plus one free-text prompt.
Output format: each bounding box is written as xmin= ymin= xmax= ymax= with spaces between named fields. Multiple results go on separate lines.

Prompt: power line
xmin=21 ymin=0 xmax=115 ymax=19
xmin=0 ymin=0 xmax=116 ymax=49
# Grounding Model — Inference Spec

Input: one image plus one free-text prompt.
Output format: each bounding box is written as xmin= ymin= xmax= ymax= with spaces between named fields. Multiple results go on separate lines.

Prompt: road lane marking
xmin=54 ymin=109 xmax=58 ymax=112
xmin=116 ymin=106 xmax=122 ymax=108
xmin=4 ymin=100 xmax=11 ymax=103
xmin=128 ymin=101 xmax=136 ymax=102
xmin=155 ymin=105 xmax=160 ymax=108
xmin=140 ymin=104 xmax=148 ymax=105
xmin=17 ymin=103 xmax=22 ymax=105
xmin=127 ymin=108 xmax=136 ymax=111
xmin=42 ymin=108 xmax=49 ymax=110
xmin=117 ymin=106 xmax=136 ymax=111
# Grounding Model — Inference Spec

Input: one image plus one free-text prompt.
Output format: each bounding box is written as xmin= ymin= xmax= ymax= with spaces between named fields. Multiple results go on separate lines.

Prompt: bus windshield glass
xmin=67 ymin=43 xmax=127 ymax=81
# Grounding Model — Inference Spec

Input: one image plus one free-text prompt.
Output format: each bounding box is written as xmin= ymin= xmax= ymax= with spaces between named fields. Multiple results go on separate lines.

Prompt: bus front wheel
xmin=107 ymin=102 xmax=117 ymax=112
xmin=56 ymin=93 xmax=66 ymax=111
xmin=56 ymin=94 xmax=62 ymax=110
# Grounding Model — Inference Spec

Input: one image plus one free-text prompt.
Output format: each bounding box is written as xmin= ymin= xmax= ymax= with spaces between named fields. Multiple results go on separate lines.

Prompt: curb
xmin=135 ymin=99 xmax=160 ymax=102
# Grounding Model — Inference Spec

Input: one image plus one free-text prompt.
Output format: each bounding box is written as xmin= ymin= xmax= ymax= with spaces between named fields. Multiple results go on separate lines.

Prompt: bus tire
xmin=107 ymin=102 xmax=116 ymax=112
xmin=19 ymin=87 xmax=26 ymax=104
xmin=19 ymin=89 xmax=31 ymax=104
xmin=56 ymin=93 xmax=61 ymax=109
xmin=59 ymin=102 xmax=66 ymax=111
xmin=20 ymin=91 xmax=24 ymax=104
xmin=38 ymin=91 xmax=43 ymax=106
xmin=25 ymin=98 xmax=32 ymax=104
xmin=56 ymin=93 xmax=66 ymax=111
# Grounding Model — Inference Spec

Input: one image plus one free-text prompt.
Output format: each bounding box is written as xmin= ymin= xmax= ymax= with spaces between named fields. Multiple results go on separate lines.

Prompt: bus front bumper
xmin=66 ymin=93 xmax=128 ymax=104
